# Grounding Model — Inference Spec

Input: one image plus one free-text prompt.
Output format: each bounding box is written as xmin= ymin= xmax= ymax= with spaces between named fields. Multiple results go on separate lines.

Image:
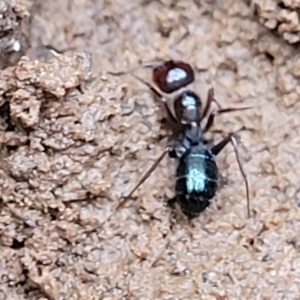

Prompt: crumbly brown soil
xmin=1 ymin=0 xmax=300 ymax=299
xmin=252 ymin=0 xmax=300 ymax=44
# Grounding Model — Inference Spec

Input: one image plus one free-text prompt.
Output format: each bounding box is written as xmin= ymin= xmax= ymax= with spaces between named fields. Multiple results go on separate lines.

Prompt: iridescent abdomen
xmin=175 ymin=146 xmax=218 ymax=215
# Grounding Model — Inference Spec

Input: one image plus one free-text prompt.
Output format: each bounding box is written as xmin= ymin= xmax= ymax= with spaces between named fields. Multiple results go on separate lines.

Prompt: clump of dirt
xmin=0 ymin=51 xmax=131 ymax=299
xmin=0 ymin=0 xmax=31 ymax=69
xmin=252 ymin=0 xmax=300 ymax=44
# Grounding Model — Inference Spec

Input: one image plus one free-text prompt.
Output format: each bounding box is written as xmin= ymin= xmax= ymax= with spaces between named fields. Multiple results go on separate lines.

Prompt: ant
xmin=109 ymin=59 xmax=251 ymax=218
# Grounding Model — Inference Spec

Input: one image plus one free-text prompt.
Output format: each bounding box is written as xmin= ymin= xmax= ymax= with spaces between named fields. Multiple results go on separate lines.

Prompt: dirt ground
xmin=1 ymin=0 xmax=300 ymax=299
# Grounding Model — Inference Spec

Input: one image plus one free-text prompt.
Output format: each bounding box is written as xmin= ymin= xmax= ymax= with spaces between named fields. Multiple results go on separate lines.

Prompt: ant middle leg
xmin=203 ymin=106 xmax=251 ymax=133
xmin=211 ymin=131 xmax=251 ymax=218
xmin=202 ymin=87 xmax=214 ymax=119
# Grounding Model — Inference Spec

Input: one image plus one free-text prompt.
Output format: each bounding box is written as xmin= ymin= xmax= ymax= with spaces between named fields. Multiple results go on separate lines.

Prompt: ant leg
xmin=111 ymin=67 xmax=173 ymax=123
xmin=202 ymin=87 xmax=214 ymax=119
xmin=130 ymin=73 xmax=181 ymax=130
xmin=211 ymin=132 xmax=250 ymax=218
xmin=202 ymin=86 xmax=253 ymax=132
xmin=167 ymin=196 xmax=177 ymax=208
xmin=205 ymin=90 xmax=251 ymax=217
xmin=204 ymin=86 xmax=229 ymax=110
xmin=109 ymin=63 xmax=181 ymax=130
xmin=203 ymin=106 xmax=251 ymax=133
xmin=212 ymin=97 xmax=222 ymax=109
xmin=117 ymin=146 xmax=172 ymax=209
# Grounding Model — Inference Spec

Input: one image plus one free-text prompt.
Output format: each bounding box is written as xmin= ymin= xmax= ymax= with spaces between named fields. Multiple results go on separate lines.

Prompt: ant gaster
xmin=109 ymin=60 xmax=251 ymax=218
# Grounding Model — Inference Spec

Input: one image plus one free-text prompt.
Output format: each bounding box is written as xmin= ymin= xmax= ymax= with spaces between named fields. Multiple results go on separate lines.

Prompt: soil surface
xmin=252 ymin=0 xmax=300 ymax=44
xmin=1 ymin=0 xmax=300 ymax=299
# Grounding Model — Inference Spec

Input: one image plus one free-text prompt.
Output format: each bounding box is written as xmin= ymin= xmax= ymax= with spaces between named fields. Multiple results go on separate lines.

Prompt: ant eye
xmin=152 ymin=60 xmax=195 ymax=93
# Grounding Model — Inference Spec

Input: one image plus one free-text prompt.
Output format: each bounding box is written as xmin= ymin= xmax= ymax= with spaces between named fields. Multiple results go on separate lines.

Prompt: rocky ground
xmin=1 ymin=0 xmax=300 ymax=299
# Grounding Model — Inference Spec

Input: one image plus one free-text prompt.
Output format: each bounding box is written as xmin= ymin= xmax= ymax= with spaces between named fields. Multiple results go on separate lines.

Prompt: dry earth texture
xmin=0 ymin=0 xmax=300 ymax=299
xmin=252 ymin=0 xmax=300 ymax=44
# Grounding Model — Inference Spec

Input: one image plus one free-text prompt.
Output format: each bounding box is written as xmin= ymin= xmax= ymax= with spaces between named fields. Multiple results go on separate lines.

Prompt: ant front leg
xmin=211 ymin=131 xmax=250 ymax=218
xmin=202 ymin=87 xmax=214 ymax=119
xmin=202 ymin=88 xmax=252 ymax=133
xmin=202 ymin=87 xmax=224 ymax=120
xmin=203 ymin=106 xmax=251 ymax=133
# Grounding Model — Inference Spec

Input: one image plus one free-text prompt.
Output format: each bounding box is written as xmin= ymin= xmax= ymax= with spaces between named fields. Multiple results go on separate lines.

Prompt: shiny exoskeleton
xmin=109 ymin=60 xmax=251 ymax=218
xmin=168 ymin=125 xmax=219 ymax=217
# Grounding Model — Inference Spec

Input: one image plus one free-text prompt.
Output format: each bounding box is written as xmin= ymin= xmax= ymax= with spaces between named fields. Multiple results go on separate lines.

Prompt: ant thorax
xmin=174 ymin=90 xmax=202 ymax=125
xmin=169 ymin=125 xmax=204 ymax=159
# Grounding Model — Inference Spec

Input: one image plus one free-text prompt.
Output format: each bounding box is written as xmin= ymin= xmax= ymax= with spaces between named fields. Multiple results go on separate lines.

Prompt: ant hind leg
xmin=166 ymin=196 xmax=177 ymax=209
xmin=211 ymin=132 xmax=251 ymax=218
xmin=117 ymin=146 xmax=172 ymax=210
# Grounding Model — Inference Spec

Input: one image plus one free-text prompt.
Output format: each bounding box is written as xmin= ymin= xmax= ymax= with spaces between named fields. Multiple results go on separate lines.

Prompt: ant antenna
xmin=108 ymin=60 xmax=165 ymax=76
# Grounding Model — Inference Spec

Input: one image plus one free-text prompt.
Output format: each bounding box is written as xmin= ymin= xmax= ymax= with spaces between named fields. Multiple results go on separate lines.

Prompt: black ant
xmin=109 ymin=60 xmax=251 ymax=218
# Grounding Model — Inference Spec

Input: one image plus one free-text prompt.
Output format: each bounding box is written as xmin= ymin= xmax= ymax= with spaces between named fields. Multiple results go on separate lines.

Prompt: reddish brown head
xmin=152 ymin=60 xmax=195 ymax=94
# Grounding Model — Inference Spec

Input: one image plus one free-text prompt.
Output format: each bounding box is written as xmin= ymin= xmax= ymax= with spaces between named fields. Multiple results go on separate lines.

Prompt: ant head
xmin=174 ymin=91 xmax=202 ymax=124
xmin=152 ymin=60 xmax=195 ymax=94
